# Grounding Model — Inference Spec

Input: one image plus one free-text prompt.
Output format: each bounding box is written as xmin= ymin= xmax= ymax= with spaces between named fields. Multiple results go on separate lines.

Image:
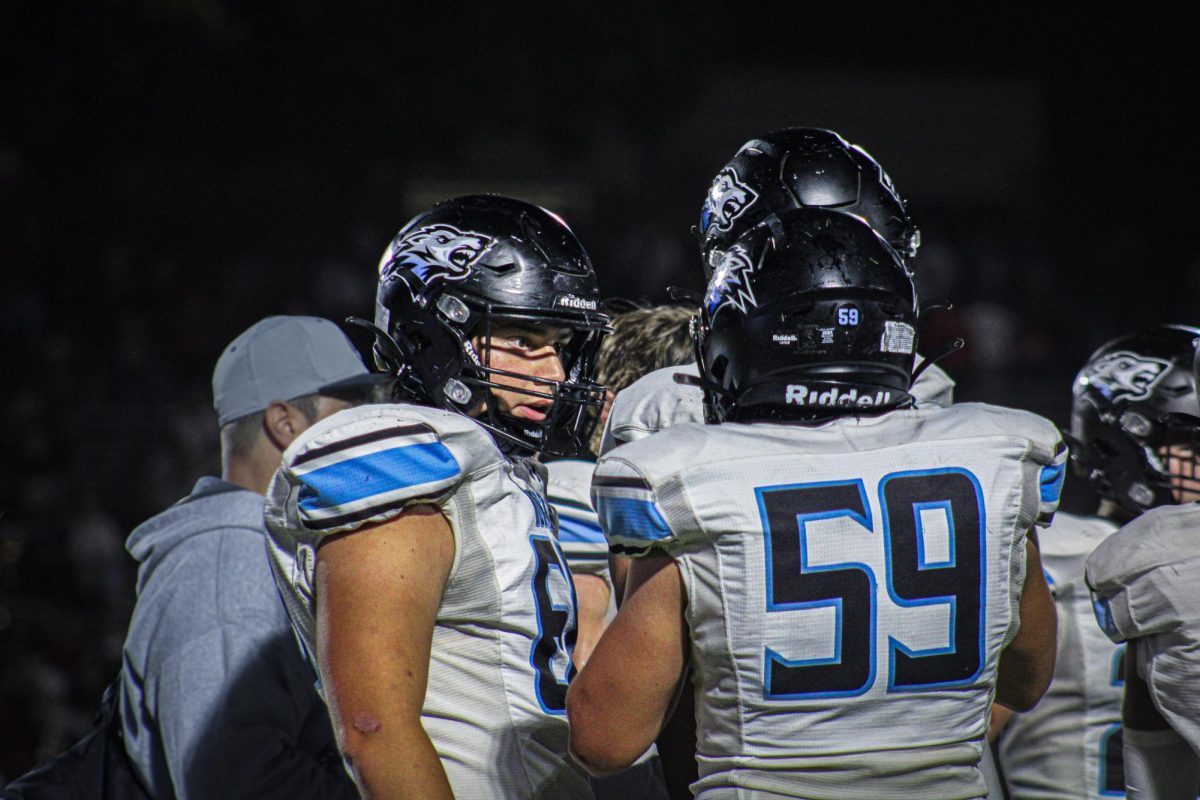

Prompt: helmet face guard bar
xmin=456 ymin=299 xmax=609 ymax=457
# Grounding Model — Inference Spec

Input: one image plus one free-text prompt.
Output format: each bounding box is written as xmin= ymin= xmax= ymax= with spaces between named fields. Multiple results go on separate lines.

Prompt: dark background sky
xmin=1 ymin=1 xmax=1198 ymax=776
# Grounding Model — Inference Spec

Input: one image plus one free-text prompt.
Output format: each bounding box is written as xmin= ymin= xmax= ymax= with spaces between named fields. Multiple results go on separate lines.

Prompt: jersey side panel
xmin=999 ymin=512 xmax=1125 ymax=799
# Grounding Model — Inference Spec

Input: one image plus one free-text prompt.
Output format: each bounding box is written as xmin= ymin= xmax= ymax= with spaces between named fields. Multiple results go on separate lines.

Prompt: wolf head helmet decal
xmin=701 ymin=168 xmax=759 ymax=236
xmin=1076 ymin=351 xmax=1171 ymax=403
xmin=380 ymin=223 xmax=496 ymax=286
xmin=704 ymin=242 xmax=759 ymax=318
xmin=1069 ymin=325 xmax=1200 ymax=515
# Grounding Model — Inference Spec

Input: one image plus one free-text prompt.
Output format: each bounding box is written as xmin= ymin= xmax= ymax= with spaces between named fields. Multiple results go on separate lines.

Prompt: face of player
xmin=472 ymin=322 xmax=570 ymax=422
xmin=1160 ymin=441 xmax=1200 ymax=503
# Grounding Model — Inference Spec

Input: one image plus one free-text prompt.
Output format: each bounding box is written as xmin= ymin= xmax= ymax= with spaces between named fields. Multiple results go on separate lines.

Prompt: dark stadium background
xmin=1 ymin=3 xmax=1196 ymax=778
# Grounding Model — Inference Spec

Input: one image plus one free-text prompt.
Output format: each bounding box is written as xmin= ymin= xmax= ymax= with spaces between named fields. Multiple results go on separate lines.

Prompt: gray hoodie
xmin=119 ymin=477 xmax=358 ymax=799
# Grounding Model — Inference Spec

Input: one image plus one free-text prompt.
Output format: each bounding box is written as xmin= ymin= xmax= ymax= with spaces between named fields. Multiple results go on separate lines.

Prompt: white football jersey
xmin=1087 ymin=502 xmax=1200 ymax=757
xmin=264 ymin=404 xmax=591 ymax=799
xmin=998 ymin=512 xmax=1126 ymax=799
xmin=600 ymin=358 xmax=956 ymax=454
xmin=593 ymin=403 xmax=1065 ymax=800
xmin=545 ymin=458 xmax=610 ymax=581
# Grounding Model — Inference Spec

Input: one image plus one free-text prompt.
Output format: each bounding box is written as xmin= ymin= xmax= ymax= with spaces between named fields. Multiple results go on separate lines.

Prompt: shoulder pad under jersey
xmin=601 ymin=364 xmax=704 ymax=455
xmin=592 ymin=425 xmax=710 ymax=555
xmin=910 ymin=358 xmax=955 ymax=408
xmin=1086 ymin=503 xmax=1200 ymax=643
xmin=267 ymin=403 xmax=501 ymax=537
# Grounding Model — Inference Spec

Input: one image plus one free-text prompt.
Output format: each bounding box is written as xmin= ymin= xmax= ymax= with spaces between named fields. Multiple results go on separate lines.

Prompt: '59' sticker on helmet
xmin=1077 ymin=351 xmax=1172 ymax=402
xmin=380 ymin=224 xmax=496 ymax=285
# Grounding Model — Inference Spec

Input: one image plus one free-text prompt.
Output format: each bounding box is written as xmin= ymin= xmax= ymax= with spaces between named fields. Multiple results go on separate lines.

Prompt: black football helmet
xmin=364 ymin=194 xmax=610 ymax=456
xmin=695 ymin=207 xmax=918 ymax=423
xmin=1068 ymin=324 xmax=1200 ymax=516
xmin=698 ymin=128 xmax=918 ymax=278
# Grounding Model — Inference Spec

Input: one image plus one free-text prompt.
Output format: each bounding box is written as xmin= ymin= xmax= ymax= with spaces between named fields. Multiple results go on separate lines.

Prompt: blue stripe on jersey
xmin=555 ymin=512 xmax=606 ymax=545
xmin=596 ymin=496 xmax=673 ymax=543
xmin=1039 ymin=462 xmax=1066 ymax=504
xmin=1092 ymin=595 xmax=1121 ymax=641
xmin=297 ymin=441 xmax=460 ymax=513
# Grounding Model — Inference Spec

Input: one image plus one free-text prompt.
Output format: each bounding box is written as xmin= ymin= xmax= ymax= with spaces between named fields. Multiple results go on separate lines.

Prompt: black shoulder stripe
xmin=1054 ymin=438 xmax=1067 ymax=457
xmin=293 ymin=423 xmax=435 ymax=467
xmin=547 ymin=496 xmax=594 ymax=513
xmin=302 ymin=495 xmax=421 ymax=531
xmin=592 ymin=475 xmax=652 ymax=490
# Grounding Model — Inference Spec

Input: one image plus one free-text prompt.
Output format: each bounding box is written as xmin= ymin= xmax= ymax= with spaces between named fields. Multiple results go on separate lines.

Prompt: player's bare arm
xmin=315 ymin=506 xmax=456 ymax=800
xmin=570 ymin=572 xmax=611 ymax=667
xmin=995 ymin=531 xmax=1057 ymax=711
xmin=568 ymin=551 xmax=688 ymax=776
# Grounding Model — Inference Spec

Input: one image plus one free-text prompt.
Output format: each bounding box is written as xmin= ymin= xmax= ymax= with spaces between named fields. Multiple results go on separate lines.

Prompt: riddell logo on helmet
xmin=555 ymin=294 xmax=598 ymax=310
xmin=785 ymin=385 xmax=893 ymax=408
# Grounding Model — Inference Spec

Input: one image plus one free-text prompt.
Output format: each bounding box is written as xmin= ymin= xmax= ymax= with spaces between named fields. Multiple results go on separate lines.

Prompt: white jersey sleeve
xmin=997 ymin=512 xmax=1127 ymax=799
xmin=594 ymin=402 xmax=1062 ymax=800
xmin=910 ymin=358 xmax=956 ymax=408
xmin=265 ymin=403 xmax=591 ymax=799
xmin=600 ymin=364 xmax=705 ymax=454
xmin=599 ymin=360 xmax=957 ymax=456
xmin=544 ymin=458 xmax=610 ymax=580
xmin=1086 ymin=503 xmax=1200 ymax=756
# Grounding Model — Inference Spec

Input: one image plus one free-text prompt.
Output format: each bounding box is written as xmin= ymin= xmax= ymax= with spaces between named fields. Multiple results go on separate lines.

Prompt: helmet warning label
xmin=881 ymin=321 xmax=915 ymax=354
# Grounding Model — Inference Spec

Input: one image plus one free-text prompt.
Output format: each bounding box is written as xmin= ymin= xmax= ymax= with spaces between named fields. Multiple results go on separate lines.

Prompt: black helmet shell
xmin=697 ymin=207 xmax=918 ymax=423
xmin=698 ymin=128 xmax=918 ymax=278
xmin=1069 ymin=324 xmax=1200 ymax=515
xmin=372 ymin=195 xmax=609 ymax=456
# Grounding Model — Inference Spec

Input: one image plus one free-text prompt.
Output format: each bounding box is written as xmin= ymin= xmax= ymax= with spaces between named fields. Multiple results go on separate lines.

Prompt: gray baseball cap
xmin=213 ymin=315 xmax=381 ymax=426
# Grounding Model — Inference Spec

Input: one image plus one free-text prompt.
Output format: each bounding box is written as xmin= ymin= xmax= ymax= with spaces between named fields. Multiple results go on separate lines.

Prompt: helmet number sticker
xmin=837 ymin=306 xmax=860 ymax=326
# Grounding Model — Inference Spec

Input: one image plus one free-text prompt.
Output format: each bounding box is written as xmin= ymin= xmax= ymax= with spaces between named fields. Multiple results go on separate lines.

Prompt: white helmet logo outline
xmin=1078 ymin=351 xmax=1172 ymax=403
xmin=381 ymin=224 xmax=496 ymax=285
xmin=704 ymin=243 xmax=759 ymax=318
xmin=703 ymin=168 xmax=759 ymax=235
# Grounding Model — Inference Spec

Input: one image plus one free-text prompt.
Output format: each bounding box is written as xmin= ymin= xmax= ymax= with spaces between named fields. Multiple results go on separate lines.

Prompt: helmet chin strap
xmin=911 ymin=338 xmax=965 ymax=384
xmin=346 ymin=316 xmax=405 ymax=369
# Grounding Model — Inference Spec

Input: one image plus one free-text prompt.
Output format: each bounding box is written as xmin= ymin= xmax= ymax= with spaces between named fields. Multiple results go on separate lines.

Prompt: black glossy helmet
xmin=367 ymin=194 xmax=610 ymax=456
xmin=695 ymin=208 xmax=918 ymax=424
xmin=698 ymin=128 xmax=918 ymax=278
xmin=1068 ymin=324 xmax=1200 ymax=516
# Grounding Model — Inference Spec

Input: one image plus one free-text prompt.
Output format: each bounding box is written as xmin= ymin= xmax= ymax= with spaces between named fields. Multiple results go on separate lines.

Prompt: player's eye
xmin=504 ymin=335 xmax=533 ymax=350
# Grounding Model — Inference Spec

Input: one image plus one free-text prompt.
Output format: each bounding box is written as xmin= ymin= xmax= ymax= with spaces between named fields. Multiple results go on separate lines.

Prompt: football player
xmin=569 ymin=208 xmax=1062 ymax=799
xmin=993 ymin=327 xmax=1200 ymax=798
xmin=1083 ymin=326 xmax=1200 ymax=799
xmin=601 ymin=128 xmax=954 ymax=458
xmin=545 ymin=304 xmax=694 ymax=800
xmin=264 ymin=196 xmax=608 ymax=799
xmin=546 ymin=304 xmax=696 ymax=664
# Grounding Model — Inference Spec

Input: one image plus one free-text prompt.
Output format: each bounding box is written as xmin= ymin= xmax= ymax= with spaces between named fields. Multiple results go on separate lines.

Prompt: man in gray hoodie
xmin=119 ymin=316 xmax=378 ymax=799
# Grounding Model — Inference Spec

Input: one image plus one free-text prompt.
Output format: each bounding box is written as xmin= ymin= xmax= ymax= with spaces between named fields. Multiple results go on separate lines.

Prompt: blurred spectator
xmin=117 ymin=316 xmax=377 ymax=799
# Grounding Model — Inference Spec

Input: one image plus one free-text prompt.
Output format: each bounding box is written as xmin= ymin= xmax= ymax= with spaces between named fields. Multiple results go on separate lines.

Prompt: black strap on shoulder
xmin=1 ymin=672 xmax=152 ymax=800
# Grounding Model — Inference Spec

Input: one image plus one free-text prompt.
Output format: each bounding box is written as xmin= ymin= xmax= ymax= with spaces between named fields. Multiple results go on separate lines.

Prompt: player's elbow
xmin=994 ymin=644 xmax=1056 ymax=712
xmin=566 ymin=683 xmax=640 ymax=776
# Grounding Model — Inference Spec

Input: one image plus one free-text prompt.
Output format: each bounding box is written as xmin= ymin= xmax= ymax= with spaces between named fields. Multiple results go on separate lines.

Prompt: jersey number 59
xmin=757 ymin=469 xmax=986 ymax=699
